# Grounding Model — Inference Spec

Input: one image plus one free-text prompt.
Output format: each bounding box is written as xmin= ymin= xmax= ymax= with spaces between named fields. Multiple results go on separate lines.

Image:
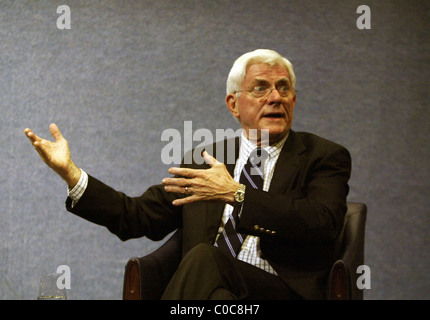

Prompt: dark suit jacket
xmin=66 ymin=130 xmax=351 ymax=299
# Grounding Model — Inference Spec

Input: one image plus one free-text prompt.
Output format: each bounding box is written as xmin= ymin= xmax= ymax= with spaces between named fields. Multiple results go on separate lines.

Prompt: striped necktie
xmin=215 ymin=148 xmax=268 ymax=257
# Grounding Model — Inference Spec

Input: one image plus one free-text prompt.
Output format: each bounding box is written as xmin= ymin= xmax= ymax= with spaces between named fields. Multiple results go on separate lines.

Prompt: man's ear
xmin=226 ymin=94 xmax=240 ymax=120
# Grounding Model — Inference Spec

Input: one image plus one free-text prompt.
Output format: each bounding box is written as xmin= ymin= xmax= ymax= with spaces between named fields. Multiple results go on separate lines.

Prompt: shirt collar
xmin=239 ymin=131 xmax=289 ymax=161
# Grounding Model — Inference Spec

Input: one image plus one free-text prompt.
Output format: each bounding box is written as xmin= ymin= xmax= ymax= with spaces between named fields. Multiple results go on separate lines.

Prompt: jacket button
xmin=254 ymin=225 xmax=260 ymax=231
xmin=259 ymin=228 xmax=265 ymax=233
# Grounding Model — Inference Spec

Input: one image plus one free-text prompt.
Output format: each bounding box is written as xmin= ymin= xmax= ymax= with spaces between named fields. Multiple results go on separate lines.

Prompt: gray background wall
xmin=1 ymin=0 xmax=429 ymax=299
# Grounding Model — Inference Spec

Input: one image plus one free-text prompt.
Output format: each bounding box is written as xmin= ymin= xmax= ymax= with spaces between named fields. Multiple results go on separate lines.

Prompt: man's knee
xmin=184 ymin=243 xmax=216 ymax=260
xmin=179 ymin=243 xmax=228 ymax=275
xmin=163 ymin=243 xmax=227 ymax=299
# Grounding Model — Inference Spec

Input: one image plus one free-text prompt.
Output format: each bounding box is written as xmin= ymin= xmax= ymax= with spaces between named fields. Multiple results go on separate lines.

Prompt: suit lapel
xmin=268 ymin=130 xmax=306 ymax=194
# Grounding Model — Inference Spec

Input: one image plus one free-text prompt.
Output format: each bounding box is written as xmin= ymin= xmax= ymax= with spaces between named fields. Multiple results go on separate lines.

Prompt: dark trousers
xmin=161 ymin=243 xmax=302 ymax=300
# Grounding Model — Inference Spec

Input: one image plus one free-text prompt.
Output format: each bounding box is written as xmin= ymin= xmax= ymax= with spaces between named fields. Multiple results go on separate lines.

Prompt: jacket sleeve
xmin=66 ymin=175 xmax=182 ymax=241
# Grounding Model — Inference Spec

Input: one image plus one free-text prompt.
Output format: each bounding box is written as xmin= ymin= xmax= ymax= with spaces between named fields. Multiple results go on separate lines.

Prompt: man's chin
xmin=244 ymin=124 xmax=290 ymax=146
xmin=266 ymin=127 xmax=290 ymax=145
xmin=253 ymin=131 xmax=288 ymax=146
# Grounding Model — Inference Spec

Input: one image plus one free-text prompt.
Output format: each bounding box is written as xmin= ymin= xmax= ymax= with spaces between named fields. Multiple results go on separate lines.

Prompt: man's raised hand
xmin=24 ymin=123 xmax=81 ymax=188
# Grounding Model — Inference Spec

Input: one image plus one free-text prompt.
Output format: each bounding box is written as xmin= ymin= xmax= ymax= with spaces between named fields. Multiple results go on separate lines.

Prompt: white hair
xmin=226 ymin=49 xmax=296 ymax=95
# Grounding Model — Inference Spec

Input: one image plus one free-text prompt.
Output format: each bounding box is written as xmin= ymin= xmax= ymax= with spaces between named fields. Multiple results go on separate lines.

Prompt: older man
xmin=25 ymin=49 xmax=351 ymax=300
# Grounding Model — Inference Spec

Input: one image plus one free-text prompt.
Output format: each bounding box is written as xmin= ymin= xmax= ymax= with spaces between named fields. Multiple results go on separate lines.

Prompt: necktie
xmin=215 ymin=148 xmax=268 ymax=257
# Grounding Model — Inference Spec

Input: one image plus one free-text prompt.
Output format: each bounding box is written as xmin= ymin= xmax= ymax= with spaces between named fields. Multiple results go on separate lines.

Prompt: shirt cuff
xmin=67 ymin=169 xmax=88 ymax=207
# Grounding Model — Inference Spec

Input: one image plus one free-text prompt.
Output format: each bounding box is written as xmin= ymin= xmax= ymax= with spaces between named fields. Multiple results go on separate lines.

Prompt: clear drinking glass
xmin=37 ymin=273 xmax=67 ymax=300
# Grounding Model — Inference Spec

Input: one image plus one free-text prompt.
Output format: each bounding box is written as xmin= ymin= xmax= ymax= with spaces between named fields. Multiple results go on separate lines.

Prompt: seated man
xmin=24 ymin=49 xmax=351 ymax=300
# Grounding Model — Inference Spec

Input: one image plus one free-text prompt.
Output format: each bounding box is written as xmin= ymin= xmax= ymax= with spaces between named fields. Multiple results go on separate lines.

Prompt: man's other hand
xmin=162 ymin=151 xmax=240 ymax=206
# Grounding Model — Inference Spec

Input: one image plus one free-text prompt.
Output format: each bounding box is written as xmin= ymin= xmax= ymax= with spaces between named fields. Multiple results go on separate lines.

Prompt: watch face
xmin=235 ymin=185 xmax=245 ymax=202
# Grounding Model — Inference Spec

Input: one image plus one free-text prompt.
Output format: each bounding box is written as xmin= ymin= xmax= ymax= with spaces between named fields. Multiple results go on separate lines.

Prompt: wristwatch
xmin=234 ymin=184 xmax=246 ymax=203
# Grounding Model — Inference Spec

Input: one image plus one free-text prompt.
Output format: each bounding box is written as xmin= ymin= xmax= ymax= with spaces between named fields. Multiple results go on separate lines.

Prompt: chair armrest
xmin=123 ymin=229 xmax=183 ymax=300
xmin=327 ymin=260 xmax=351 ymax=299
xmin=327 ymin=202 xmax=367 ymax=300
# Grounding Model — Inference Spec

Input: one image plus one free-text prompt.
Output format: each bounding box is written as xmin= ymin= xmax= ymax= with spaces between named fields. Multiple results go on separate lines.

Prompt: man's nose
xmin=265 ymin=88 xmax=282 ymax=104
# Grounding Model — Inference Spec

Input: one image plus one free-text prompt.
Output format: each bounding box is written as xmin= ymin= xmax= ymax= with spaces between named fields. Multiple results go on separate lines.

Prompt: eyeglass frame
xmin=234 ymin=84 xmax=297 ymax=99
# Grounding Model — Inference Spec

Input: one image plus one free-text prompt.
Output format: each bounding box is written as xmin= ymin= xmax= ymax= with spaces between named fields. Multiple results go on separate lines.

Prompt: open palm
xmin=24 ymin=123 xmax=81 ymax=187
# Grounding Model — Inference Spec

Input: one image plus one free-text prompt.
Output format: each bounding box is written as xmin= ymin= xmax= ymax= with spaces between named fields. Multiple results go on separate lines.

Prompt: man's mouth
xmin=262 ymin=112 xmax=284 ymax=119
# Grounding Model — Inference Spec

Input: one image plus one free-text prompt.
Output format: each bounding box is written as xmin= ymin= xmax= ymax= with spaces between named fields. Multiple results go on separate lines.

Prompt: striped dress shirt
xmin=215 ymin=132 xmax=288 ymax=275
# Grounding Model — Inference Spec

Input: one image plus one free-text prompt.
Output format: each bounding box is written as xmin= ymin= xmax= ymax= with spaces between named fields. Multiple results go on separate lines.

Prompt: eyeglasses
xmin=235 ymin=85 xmax=292 ymax=98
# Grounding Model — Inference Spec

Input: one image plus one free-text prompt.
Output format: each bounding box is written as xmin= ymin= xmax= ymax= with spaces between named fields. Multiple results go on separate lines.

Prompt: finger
xmin=49 ymin=123 xmax=64 ymax=142
xmin=162 ymin=177 xmax=192 ymax=187
xmin=168 ymin=167 xmax=198 ymax=178
xmin=163 ymin=185 xmax=191 ymax=194
xmin=203 ymin=151 xmax=217 ymax=166
xmin=172 ymin=195 xmax=200 ymax=206
xmin=24 ymin=128 xmax=42 ymax=144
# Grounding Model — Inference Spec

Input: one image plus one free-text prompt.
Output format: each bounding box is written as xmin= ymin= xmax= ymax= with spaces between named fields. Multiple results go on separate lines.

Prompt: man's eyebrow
xmin=252 ymin=77 xmax=291 ymax=85
xmin=275 ymin=77 xmax=291 ymax=85
xmin=252 ymin=78 xmax=271 ymax=85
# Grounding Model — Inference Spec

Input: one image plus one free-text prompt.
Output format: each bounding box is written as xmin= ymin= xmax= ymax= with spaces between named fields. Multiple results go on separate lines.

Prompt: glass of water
xmin=37 ymin=273 xmax=67 ymax=300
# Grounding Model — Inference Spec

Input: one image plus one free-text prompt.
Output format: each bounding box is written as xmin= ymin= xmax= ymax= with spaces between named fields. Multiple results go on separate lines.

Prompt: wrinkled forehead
xmin=243 ymin=63 xmax=291 ymax=85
